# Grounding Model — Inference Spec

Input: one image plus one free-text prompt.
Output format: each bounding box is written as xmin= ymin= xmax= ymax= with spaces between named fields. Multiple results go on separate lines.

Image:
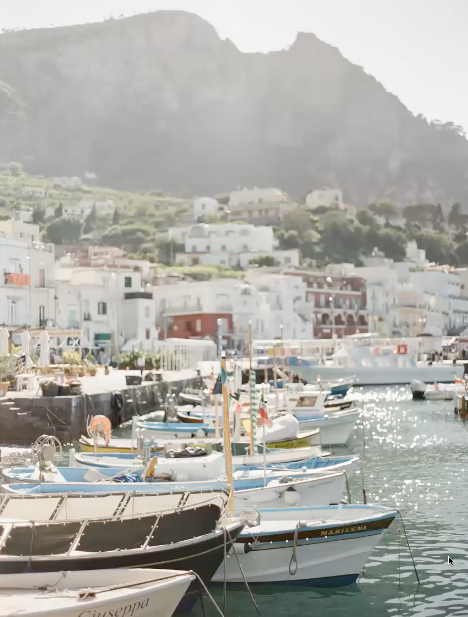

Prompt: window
xmin=39 ymin=268 xmax=45 ymax=287
xmin=98 ymin=302 xmax=107 ymax=315
xmin=39 ymin=305 xmax=45 ymax=324
xmin=192 ymin=245 xmax=197 ymax=252
xmin=196 ymin=319 xmax=202 ymax=333
xmin=145 ymin=328 xmax=150 ymax=340
xmin=145 ymin=307 xmax=150 ymax=318
xmin=221 ymin=245 xmax=227 ymax=251
xmin=242 ymin=244 xmax=249 ymax=251
xmin=284 ymin=257 xmax=291 ymax=264
xmin=124 ymin=276 xmax=132 ymax=288
xmin=201 ymin=203 xmax=205 ymax=210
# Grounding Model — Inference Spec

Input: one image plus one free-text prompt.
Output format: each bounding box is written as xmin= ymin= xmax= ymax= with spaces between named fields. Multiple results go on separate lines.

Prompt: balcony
xmin=4 ymin=272 xmax=31 ymax=287
xmin=83 ymin=312 xmax=92 ymax=321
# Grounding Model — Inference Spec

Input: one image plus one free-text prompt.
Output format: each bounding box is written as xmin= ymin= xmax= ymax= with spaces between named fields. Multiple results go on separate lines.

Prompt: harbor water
xmin=2 ymin=385 xmax=467 ymax=617
xmin=193 ymin=386 xmax=468 ymax=617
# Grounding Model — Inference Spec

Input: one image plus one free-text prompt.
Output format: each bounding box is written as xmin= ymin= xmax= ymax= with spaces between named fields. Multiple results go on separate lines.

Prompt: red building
xmin=285 ymin=271 xmax=368 ymax=339
xmin=165 ymin=313 xmax=233 ymax=340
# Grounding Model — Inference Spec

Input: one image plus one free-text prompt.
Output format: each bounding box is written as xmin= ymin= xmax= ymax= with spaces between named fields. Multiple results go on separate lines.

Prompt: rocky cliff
xmin=1 ymin=10 xmax=467 ymax=204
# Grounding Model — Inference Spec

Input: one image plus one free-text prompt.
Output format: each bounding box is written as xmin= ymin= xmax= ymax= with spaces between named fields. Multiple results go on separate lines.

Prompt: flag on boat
xmin=231 ymin=399 xmax=242 ymax=414
xmin=257 ymin=398 xmax=273 ymax=427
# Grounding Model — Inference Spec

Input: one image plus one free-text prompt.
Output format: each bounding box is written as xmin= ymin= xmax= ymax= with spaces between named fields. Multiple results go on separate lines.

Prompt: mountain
xmin=1 ymin=10 xmax=468 ymax=205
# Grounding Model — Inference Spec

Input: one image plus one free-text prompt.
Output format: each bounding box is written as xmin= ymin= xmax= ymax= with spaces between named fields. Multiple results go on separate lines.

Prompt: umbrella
xmin=38 ymin=330 xmax=50 ymax=367
xmin=21 ymin=330 xmax=33 ymax=368
xmin=0 ymin=328 xmax=9 ymax=355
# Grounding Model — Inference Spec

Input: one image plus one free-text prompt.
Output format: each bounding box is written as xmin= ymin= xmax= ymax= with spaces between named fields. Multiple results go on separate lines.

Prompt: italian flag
xmin=257 ymin=398 xmax=273 ymax=427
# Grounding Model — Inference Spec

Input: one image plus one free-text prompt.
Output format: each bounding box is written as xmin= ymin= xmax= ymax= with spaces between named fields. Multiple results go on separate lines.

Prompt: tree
xmin=372 ymin=227 xmax=407 ymax=261
xmin=356 ymin=208 xmax=380 ymax=229
xmin=249 ymin=255 xmax=279 ymax=267
xmin=46 ymin=217 xmax=82 ymax=244
xmin=101 ymin=222 xmax=152 ymax=252
xmin=449 ymin=202 xmax=463 ymax=227
xmin=6 ymin=162 xmax=23 ymax=177
xmin=432 ymin=203 xmax=445 ymax=231
xmin=32 ymin=206 xmax=45 ymax=224
xmin=282 ymin=207 xmax=313 ymax=233
xmin=83 ymin=204 xmax=97 ymax=234
xmin=403 ymin=203 xmax=435 ymax=227
xmin=112 ymin=207 xmax=120 ymax=225
xmin=414 ymin=229 xmax=456 ymax=265
xmin=55 ymin=202 xmax=63 ymax=218
xmin=368 ymin=200 xmax=399 ymax=222
xmin=319 ymin=210 xmax=366 ymax=264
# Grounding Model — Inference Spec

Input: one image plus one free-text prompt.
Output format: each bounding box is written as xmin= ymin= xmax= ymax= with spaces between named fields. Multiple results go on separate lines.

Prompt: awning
xmin=94 ymin=333 xmax=111 ymax=341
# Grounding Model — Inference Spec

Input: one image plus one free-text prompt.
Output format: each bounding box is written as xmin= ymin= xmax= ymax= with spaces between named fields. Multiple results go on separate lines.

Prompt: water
xmin=192 ymin=386 xmax=468 ymax=617
xmin=3 ymin=386 xmax=468 ymax=617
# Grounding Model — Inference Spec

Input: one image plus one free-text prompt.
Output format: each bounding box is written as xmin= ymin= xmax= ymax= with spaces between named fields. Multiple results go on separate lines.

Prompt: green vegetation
xmin=3 ymin=167 xmax=468 ymax=270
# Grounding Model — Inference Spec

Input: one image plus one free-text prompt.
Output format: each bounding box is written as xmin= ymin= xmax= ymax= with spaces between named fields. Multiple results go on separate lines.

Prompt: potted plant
xmin=0 ymin=354 xmax=16 ymax=396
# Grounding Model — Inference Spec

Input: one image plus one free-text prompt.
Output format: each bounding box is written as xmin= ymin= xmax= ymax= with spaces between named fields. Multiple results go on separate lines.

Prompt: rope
xmin=288 ymin=520 xmax=307 ymax=576
xmin=225 ymin=527 xmax=260 ymax=615
xmin=223 ymin=526 xmax=227 ymax=616
xmin=397 ymin=509 xmax=421 ymax=586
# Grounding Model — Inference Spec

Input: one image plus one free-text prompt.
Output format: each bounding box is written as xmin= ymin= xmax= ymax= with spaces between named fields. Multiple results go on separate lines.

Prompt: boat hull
xmin=0 ymin=569 xmax=194 ymax=617
xmin=0 ymin=521 xmax=245 ymax=614
xmin=295 ymin=365 xmax=464 ymax=386
xmin=266 ymin=433 xmax=317 ymax=450
xmin=298 ymin=411 xmax=359 ymax=446
xmin=213 ymin=507 xmax=396 ymax=584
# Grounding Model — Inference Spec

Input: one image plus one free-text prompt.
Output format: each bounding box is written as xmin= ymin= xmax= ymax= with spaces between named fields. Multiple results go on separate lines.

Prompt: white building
xmin=0 ymin=221 xmax=55 ymax=328
xmin=55 ymin=260 xmax=148 ymax=352
xmin=193 ymin=197 xmax=220 ymax=220
xmin=0 ymin=236 xmax=31 ymax=327
xmin=246 ymin=273 xmax=314 ymax=340
xmin=175 ymin=223 xmax=298 ymax=268
xmin=53 ymin=177 xmax=82 ymax=188
xmin=121 ymin=291 xmax=159 ymax=352
xmin=229 ymin=187 xmax=288 ymax=206
xmin=21 ymin=186 xmax=46 ymax=198
xmin=306 ymin=189 xmax=343 ymax=209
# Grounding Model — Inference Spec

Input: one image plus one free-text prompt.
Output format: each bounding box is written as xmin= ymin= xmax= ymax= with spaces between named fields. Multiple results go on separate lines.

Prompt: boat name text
xmin=321 ymin=525 xmax=367 ymax=536
xmin=78 ymin=598 xmax=150 ymax=617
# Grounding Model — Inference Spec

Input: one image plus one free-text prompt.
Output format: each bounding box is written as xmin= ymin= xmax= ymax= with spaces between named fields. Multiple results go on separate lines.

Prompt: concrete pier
xmin=0 ymin=370 xmax=204 ymax=446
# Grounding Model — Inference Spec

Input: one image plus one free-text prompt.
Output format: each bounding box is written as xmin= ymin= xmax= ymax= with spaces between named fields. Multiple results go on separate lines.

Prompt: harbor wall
xmin=0 ymin=376 xmax=202 ymax=446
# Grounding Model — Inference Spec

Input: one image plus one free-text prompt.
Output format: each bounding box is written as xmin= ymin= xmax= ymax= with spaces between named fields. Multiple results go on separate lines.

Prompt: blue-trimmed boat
xmin=212 ymin=503 xmax=397 ymax=585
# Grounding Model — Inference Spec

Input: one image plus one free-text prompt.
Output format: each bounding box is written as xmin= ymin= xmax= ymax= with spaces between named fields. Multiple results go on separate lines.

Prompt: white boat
xmin=73 ymin=444 xmax=321 ymax=471
xmin=0 ymin=569 xmax=194 ymax=617
xmin=297 ymin=409 xmax=359 ymax=445
xmin=212 ymin=504 xmax=397 ymax=585
xmin=293 ymin=345 xmax=464 ymax=386
xmin=411 ymin=379 xmax=466 ymax=401
xmin=0 ymin=470 xmax=348 ymax=509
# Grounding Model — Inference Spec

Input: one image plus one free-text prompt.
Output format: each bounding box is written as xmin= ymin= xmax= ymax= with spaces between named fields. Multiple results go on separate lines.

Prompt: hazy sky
xmin=1 ymin=0 xmax=466 ymax=129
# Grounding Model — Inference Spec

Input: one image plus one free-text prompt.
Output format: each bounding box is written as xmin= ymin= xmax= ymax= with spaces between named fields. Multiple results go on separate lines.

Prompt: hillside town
xmin=1 ymin=173 xmax=468 ymax=357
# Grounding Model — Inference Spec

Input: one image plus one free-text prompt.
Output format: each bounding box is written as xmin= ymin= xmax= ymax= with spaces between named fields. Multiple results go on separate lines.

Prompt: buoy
xmin=283 ymin=488 xmax=301 ymax=505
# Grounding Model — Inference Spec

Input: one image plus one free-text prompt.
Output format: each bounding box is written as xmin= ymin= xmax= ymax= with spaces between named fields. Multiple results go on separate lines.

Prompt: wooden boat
xmin=0 ymin=489 xmax=244 ymax=613
xmin=79 ymin=436 xmax=162 ymax=454
xmin=0 ymin=569 xmax=194 ymax=617
xmin=1 ymin=470 xmax=348 ymax=511
xmin=212 ymin=504 xmax=397 ymax=585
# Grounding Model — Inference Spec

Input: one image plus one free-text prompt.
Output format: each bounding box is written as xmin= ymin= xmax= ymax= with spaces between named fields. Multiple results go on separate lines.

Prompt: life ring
xmin=397 ymin=344 xmax=408 ymax=355
xmin=88 ymin=415 xmax=112 ymax=445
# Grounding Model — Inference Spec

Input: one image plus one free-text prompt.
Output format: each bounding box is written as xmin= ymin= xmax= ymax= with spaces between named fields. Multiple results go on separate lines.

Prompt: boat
xmin=0 ymin=568 xmax=194 ymax=617
xmin=264 ymin=431 xmax=320 ymax=450
xmin=0 ymin=489 xmax=244 ymax=613
xmin=1 ymin=468 xmax=348 ymax=509
xmin=136 ymin=420 xmax=218 ymax=440
xmin=297 ymin=409 xmax=359 ymax=446
xmin=410 ymin=379 xmax=466 ymax=401
xmin=292 ymin=345 xmax=464 ymax=386
xmin=2 ymin=451 xmax=226 ymax=485
xmin=79 ymin=436 xmax=160 ymax=454
xmin=212 ymin=504 xmax=397 ymax=585
xmin=73 ymin=444 xmax=320 ymax=471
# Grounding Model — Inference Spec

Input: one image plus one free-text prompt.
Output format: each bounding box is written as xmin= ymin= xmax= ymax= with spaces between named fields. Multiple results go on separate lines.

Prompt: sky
xmin=1 ymin=0 xmax=467 ymax=129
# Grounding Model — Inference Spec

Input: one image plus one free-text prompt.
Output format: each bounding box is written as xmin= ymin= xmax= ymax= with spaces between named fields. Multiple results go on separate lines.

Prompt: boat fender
xmin=234 ymin=542 xmax=253 ymax=554
xmin=196 ymin=429 xmax=206 ymax=438
xmin=175 ymin=472 xmax=189 ymax=482
xmin=283 ymin=487 xmax=301 ymax=505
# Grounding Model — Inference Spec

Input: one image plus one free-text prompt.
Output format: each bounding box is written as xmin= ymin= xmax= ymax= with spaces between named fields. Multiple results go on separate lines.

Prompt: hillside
xmin=1 ymin=11 xmax=468 ymax=205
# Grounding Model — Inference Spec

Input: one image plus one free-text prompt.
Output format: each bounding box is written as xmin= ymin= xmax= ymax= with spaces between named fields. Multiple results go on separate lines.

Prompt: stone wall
xmin=0 ymin=376 xmax=201 ymax=446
